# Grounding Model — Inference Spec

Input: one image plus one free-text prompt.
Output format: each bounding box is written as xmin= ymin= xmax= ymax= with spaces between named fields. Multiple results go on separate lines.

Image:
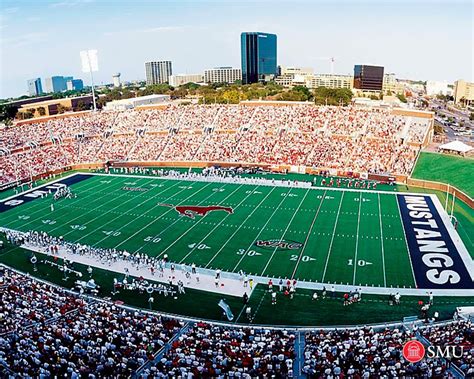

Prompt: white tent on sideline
xmin=438 ymin=140 xmax=473 ymax=156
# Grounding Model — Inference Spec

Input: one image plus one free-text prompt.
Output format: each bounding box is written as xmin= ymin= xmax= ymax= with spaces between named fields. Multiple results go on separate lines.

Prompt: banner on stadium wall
xmin=289 ymin=165 xmax=306 ymax=174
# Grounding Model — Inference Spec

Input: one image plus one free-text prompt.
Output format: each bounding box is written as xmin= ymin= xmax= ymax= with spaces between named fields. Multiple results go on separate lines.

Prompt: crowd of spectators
xmin=141 ymin=323 xmax=295 ymax=378
xmin=0 ymin=266 xmax=183 ymax=377
xmin=420 ymin=320 xmax=474 ymax=377
xmin=0 ymin=264 xmax=471 ymax=377
xmin=0 ymin=105 xmax=431 ymax=185
xmin=303 ymin=327 xmax=449 ymax=378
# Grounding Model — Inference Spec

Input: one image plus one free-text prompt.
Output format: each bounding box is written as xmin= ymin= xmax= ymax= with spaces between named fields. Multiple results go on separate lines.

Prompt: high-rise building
xmin=27 ymin=78 xmax=43 ymax=96
xmin=204 ymin=67 xmax=242 ymax=84
xmin=43 ymin=76 xmax=67 ymax=93
xmin=453 ymin=80 xmax=474 ymax=106
xmin=241 ymin=32 xmax=277 ymax=84
xmin=169 ymin=74 xmax=204 ymax=87
xmin=113 ymin=73 xmax=121 ymax=87
xmin=66 ymin=79 xmax=84 ymax=91
xmin=145 ymin=61 xmax=172 ymax=85
xmin=353 ymin=65 xmax=384 ymax=91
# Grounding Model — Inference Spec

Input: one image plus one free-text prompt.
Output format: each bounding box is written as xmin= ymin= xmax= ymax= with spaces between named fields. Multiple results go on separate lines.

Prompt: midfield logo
xmin=159 ymin=203 xmax=234 ymax=219
xmin=255 ymin=239 xmax=303 ymax=250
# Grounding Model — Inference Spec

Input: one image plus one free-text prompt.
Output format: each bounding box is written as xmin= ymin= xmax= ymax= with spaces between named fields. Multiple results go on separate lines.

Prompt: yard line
xmin=2 ymin=175 xmax=114 ymax=229
xmin=178 ymin=185 xmax=261 ymax=264
xmin=232 ymin=188 xmax=293 ymax=272
xmin=261 ymin=189 xmax=310 ymax=276
xmin=321 ymin=191 xmax=345 ymax=282
xmin=93 ymin=181 xmax=204 ymax=248
xmin=395 ymin=194 xmax=417 ymax=287
xmin=352 ymin=192 xmax=363 ymax=285
xmin=290 ymin=190 xmax=327 ymax=279
xmin=205 ymin=187 xmax=276 ymax=269
xmin=377 ymin=193 xmax=387 ymax=287
xmin=132 ymin=181 xmax=221 ymax=254
xmin=154 ymin=184 xmax=241 ymax=259
xmin=56 ymin=178 xmax=175 ymax=239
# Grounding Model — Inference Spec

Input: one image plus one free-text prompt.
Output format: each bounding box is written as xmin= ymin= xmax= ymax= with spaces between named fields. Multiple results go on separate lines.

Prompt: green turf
xmin=0 ymin=173 xmax=417 ymax=288
xmin=411 ymin=152 xmax=474 ymax=197
xmin=2 ymin=238 xmax=473 ymax=326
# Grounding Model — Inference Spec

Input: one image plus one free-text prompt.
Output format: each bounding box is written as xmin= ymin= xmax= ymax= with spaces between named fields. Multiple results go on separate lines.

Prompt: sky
xmin=0 ymin=0 xmax=472 ymax=99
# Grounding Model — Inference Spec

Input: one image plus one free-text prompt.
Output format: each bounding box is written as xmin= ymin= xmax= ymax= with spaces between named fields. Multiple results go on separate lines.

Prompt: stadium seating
xmin=0 ymin=266 xmax=472 ymax=378
xmin=0 ymin=105 xmax=431 ymax=185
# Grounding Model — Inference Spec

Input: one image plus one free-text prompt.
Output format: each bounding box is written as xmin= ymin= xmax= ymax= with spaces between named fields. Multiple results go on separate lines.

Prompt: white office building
xmin=169 ymin=74 xmax=204 ymax=87
xmin=204 ymin=67 xmax=241 ymax=84
xmin=426 ymin=80 xmax=450 ymax=96
xmin=103 ymin=94 xmax=170 ymax=111
xmin=305 ymin=74 xmax=353 ymax=90
xmin=145 ymin=61 xmax=172 ymax=85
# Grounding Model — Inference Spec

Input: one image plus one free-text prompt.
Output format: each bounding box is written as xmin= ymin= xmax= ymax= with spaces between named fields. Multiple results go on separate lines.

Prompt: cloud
xmin=103 ymin=25 xmax=188 ymax=37
xmin=1 ymin=32 xmax=49 ymax=47
xmin=49 ymin=0 xmax=94 ymax=8
xmin=3 ymin=7 xmax=19 ymax=14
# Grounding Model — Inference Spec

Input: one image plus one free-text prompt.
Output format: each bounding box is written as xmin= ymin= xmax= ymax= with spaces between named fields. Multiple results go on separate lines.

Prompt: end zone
xmin=397 ymin=193 xmax=474 ymax=290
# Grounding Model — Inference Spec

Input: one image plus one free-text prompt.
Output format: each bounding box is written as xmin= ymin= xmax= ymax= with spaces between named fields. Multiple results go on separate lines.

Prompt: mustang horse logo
xmin=159 ymin=203 xmax=233 ymax=219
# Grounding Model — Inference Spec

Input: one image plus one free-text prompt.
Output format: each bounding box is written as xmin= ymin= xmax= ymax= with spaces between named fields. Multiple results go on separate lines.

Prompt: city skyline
xmin=0 ymin=0 xmax=473 ymax=99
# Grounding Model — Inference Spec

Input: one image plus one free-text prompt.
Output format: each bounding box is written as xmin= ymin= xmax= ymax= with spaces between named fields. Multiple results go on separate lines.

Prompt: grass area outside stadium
xmin=411 ymin=151 xmax=474 ymax=198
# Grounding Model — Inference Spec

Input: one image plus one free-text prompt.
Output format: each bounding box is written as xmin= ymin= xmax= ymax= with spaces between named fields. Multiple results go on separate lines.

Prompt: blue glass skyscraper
xmin=241 ymin=32 xmax=277 ymax=84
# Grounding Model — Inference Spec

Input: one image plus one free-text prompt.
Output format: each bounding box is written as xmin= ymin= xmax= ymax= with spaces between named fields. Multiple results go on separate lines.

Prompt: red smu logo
xmin=403 ymin=340 xmax=425 ymax=363
xmin=159 ymin=203 xmax=233 ymax=219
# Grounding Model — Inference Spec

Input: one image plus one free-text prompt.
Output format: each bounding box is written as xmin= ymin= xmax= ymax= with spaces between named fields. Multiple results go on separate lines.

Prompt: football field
xmin=1 ymin=173 xmax=472 ymax=290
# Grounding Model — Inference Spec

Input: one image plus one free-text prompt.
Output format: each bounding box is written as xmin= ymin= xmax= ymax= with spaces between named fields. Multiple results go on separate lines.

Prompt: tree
xmin=396 ymin=93 xmax=407 ymax=103
xmin=57 ymin=104 xmax=71 ymax=114
xmin=75 ymin=101 xmax=88 ymax=111
xmin=37 ymin=107 xmax=46 ymax=116
xmin=470 ymin=112 xmax=474 ymax=121
xmin=313 ymin=87 xmax=353 ymax=106
xmin=0 ymin=103 xmax=18 ymax=123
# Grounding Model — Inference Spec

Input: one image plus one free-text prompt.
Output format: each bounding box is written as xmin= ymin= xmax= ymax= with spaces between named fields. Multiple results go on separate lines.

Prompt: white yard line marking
xmin=261 ymin=189 xmax=310 ymax=276
xmin=205 ymin=187 xmax=276 ymax=269
xmin=321 ymin=191 xmax=345 ymax=282
xmin=1 ymin=172 xmax=78 ymax=203
xmin=290 ymin=190 xmax=327 ymax=279
xmin=155 ymin=184 xmax=241 ymax=259
xmin=395 ymin=195 xmax=417 ymax=287
xmin=93 ymin=181 xmax=202 ymax=248
xmin=2 ymin=175 xmax=113 ymax=228
xmin=352 ymin=192 xmax=363 ymax=285
xmin=178 ymin=185 xmax=261 ymax=264
xmin=232 ymin=188 xmax=293 ymax=272
xmin=59 ymin=178 xmax=174 ymax=240
xmin=112 ymin=181 xmax=214 ymax=251
xmin=378 ymin=193 xmax=387 ymax=287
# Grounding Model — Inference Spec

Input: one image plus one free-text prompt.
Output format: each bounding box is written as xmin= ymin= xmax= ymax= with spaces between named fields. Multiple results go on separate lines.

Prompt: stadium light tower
xmin=80 ymin=49 xmax=99 ymax=111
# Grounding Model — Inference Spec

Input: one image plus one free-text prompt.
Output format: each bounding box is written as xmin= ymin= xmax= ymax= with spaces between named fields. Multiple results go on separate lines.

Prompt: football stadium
xmin=0 ymin=103 xmax=473 ymax=377
xmin=1 ymin=0 xmax=473 ymax=377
